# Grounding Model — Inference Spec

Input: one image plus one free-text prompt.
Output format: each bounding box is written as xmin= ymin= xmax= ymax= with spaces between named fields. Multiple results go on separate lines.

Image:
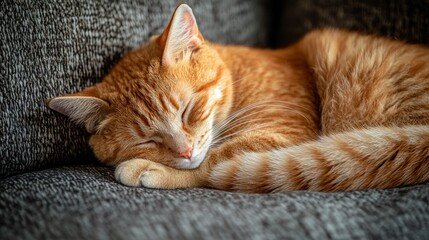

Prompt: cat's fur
xmin=48 ymin=4 xmax=429 ymax=192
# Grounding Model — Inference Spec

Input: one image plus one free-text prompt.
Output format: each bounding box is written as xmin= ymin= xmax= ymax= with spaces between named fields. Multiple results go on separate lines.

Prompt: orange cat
xmin=48 ymin=4 xmax=429 ymax=192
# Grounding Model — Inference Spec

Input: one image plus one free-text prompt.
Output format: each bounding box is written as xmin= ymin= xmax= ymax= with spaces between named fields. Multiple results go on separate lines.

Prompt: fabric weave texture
xmin=1 ymin=165 xmax=428 ymax=240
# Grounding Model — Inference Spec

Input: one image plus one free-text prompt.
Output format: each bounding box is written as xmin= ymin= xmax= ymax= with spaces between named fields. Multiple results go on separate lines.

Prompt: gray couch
xmin=1 ymin=1 xmax=429 ymax=239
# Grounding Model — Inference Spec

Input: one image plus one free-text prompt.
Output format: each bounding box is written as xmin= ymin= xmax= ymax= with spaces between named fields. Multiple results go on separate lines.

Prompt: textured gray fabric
xmin=0 ymin=0 xmax=272 ymax=177
xmin=275 ymin=0 xmax=429 ymax=47
xmin=1 ymin=164 xmax=428 ymax=240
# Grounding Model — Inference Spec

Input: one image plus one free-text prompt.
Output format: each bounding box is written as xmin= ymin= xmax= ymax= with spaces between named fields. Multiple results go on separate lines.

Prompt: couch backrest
xmin=274 ymin=0 xmax=429 ymax=47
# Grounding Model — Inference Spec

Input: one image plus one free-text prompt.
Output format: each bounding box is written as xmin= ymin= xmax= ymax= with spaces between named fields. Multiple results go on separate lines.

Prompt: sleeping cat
xmin=48 ymin=4 xmax=429 ymax=192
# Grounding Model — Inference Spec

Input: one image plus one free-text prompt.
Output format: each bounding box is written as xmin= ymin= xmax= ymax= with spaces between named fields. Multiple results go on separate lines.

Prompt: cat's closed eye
xmin=181 ymin=100 xmax=193 ymax=124
xmin=132 ymin=140 xmax=157 ymax=148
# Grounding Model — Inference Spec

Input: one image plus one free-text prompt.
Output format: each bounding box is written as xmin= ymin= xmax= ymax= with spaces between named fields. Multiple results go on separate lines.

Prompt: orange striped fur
xmin=48 ymin=4 xmax=429 ymax=192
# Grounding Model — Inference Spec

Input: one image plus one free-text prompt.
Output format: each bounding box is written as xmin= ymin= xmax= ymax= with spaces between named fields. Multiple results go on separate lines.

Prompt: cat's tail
xmin=208 ymin=125 xmax=429 ymax=192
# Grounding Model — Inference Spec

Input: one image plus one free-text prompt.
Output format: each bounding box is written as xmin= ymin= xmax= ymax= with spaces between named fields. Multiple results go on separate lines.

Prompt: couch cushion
xmin=274 ymin=0 xmax=429 ymax=47
xmin=0 ymin=0 xmax=272 ymax=177
xmin=1 ymin=165 xmax=428 ymax=239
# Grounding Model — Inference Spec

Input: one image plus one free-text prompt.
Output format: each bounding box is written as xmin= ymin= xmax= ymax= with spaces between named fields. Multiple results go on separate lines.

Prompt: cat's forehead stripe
xmin=130 ymin=105 xmax=151 ymax=126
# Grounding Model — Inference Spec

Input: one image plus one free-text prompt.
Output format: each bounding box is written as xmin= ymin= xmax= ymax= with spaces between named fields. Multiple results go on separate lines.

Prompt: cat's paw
xmin=114 ymin=159 xmax=169 ymax=188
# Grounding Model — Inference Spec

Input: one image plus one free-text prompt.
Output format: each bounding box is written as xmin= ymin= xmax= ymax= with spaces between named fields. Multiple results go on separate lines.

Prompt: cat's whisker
xmin=213 ymin=115 xmax=269 ymax=136
xmin=214 ymin=123 xmax=275 ymax=142
xmin=211 ymin=123 xmax=274 ymax=146
xmin=218 ymin=72 xmax=254 ymax=92
xmin=210 ymin=101 xmax=266 ymax=133
xmin=212 ymin=117 xmax=269 ymax=139
xmin=212 ymin=108 xmax=285 ymax=138
xmin=212 ymin=109 xmax=310 ymax=141
xmin=212 ymin=104 xmax=312 ymax=136
xmin=249 ymin=100 xmax=313 ymax=111
xmin=212 ymin=107 xmax=291 ymax=136
xmin=215 ymin=100 xmax=312 ymax=131
xmin=213 ymin=100 xmax=286 ymax=129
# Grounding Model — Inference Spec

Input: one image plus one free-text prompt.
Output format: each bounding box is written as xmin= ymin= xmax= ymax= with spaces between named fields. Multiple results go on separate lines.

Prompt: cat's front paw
xmin=114 ymin=159 xmax=169 ymax=188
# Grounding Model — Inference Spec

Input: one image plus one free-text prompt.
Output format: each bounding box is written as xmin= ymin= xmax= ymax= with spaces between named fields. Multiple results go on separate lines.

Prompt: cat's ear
xmin=158 ymin=4 xmax=204 ymax=66
xmin=47 ymin=87 xmax=110 ymax=133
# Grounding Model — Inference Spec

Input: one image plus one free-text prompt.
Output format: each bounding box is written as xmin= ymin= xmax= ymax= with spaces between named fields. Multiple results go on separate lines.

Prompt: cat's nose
xmin=176 ymin=147 xmax=193 ymax=160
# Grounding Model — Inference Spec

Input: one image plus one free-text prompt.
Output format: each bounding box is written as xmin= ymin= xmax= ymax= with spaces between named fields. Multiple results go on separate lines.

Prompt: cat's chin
xmin=175 ymin=159 xmax=201 ymax=169
xmin=175 ymin=148 xmax=208 ymax=170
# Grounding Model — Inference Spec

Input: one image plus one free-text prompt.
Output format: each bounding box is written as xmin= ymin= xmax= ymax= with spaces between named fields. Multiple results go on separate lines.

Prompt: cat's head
xmin=48 ymin=4 xmax=233 ymax=169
